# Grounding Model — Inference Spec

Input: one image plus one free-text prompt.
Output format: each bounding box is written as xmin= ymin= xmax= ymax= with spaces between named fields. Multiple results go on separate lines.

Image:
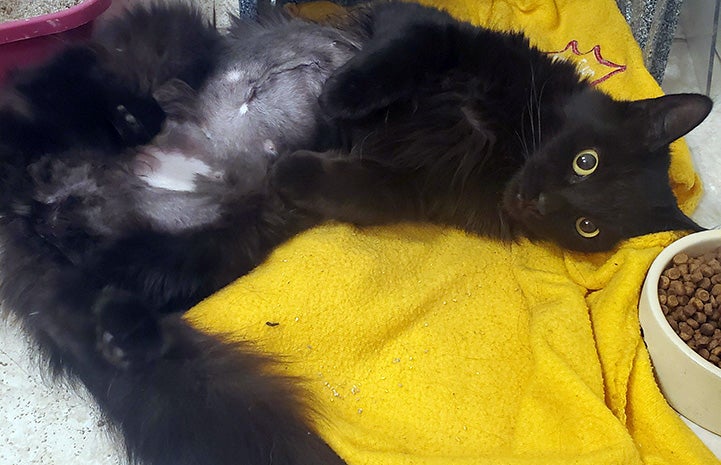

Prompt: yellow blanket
xmin=186 ymin=1 xmax=718 ymax=464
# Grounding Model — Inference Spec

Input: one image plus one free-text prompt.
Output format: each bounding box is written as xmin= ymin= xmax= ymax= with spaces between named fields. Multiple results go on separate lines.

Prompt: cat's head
xmin=503 ymin=91 xmax=712 ymax=252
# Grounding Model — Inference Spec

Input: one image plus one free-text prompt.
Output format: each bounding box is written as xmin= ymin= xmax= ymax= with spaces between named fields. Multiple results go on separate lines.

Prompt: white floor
xmin=0 ymin=323 xmax=119 ymax=464
xmin=663 ymin=34 xmax=721 ymax=229
xmin=1 ymin=10 xmax=721 ymax=465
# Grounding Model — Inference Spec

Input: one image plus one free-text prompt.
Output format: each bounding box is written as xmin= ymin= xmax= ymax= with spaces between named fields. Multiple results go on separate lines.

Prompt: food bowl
xmin=639 ymin=229 xmax=721 ymax=434
xmin=0 ymin=0 xmax=112 ymax=85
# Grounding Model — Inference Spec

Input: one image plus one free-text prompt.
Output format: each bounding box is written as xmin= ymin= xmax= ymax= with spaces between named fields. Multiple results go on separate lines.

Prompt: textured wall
xmin=615 ymin=0 xmax=684 ymax=83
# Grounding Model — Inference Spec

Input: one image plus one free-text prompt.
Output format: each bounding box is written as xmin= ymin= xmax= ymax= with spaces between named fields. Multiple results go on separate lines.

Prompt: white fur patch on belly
xmin=134 ymin=149 xmax=216 ymax=192
xmin=225 ymin=69 xmax=242 ymax=82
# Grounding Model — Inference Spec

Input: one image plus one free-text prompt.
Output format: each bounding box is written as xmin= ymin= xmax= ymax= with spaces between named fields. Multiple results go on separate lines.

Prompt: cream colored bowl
xmin=639 ymin=229 xmax=721 ymax=435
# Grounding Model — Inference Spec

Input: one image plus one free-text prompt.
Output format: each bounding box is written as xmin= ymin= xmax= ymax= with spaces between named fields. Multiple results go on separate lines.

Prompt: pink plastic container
xmin=0 ymin=0 xmax=112 ymax=84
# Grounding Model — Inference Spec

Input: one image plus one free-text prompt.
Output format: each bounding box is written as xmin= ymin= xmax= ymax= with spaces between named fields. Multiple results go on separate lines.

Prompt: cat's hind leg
xmin=0 ymin=217 xmax=345 ymax=465
xmin=0 ymin=3 xmax=222 ymax=157
xmin=0 ymin=46 xmax=165 ymax=155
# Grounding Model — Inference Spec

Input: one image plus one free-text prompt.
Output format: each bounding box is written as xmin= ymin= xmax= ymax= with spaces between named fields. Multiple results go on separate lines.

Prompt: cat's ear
xmin=630 ymin=93 xmax=712 ymax=151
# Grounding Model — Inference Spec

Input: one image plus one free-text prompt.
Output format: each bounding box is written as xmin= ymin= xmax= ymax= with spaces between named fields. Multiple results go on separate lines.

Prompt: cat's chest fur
xmin=134 ymin=21 xmax=359 ymax=198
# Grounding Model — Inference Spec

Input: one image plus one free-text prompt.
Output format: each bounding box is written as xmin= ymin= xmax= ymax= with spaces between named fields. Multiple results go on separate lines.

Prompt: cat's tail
xmin=86 ymin=317 xmax=346 ymax=465
xmin=0 ymin=219 xmax=345 ymax=465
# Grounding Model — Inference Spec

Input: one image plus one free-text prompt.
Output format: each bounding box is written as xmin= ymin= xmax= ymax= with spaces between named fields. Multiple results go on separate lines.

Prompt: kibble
xmin=658 ymin=246 xmax=721 ymax=369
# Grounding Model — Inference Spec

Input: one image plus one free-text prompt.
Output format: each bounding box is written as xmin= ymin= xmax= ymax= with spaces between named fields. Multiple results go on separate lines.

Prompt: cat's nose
xmin=515 ymin=192 xmax=543 ymax=218
xmin=535 ymin=193 xmax=563 ymax=216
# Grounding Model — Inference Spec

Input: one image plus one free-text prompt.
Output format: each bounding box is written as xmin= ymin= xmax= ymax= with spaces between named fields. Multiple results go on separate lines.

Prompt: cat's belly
xmin=128 ymin=143 xmax=274 ymax=234
xmin=133 ymin=148 xmax=223 ymax=193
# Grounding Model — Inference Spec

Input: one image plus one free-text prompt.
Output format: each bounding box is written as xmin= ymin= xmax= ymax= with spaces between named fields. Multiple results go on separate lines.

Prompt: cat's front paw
xmin=320 ymin=69 xmax=373 ymax=119
xmin=106 ymin=95 xmax=165 ymax=147
xmin=93 ymin=287 xmax=166 ymax=370
xmin=320 ymin=57 xmax=411 ymax=119
xmin=271 ymin=151 xmax=327 ymax=208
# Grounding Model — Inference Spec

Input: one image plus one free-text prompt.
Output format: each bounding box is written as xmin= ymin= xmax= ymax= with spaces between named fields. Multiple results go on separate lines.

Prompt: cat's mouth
xmin=512 ymin=193 xmax=544 ymax=218
xmin=503 ymin=179 xmax=545 ymax=222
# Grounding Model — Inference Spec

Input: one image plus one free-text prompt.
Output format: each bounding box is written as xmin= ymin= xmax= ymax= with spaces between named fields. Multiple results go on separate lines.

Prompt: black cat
xmin=273 ymin=2 xmax=711 ymax=253
xmin=0 ymin=3 xmax=361 ymax=465
xmin=0 ymin=2 xmax=711 ymax=465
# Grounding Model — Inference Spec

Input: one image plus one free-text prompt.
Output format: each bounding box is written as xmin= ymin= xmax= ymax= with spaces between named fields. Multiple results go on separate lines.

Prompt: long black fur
xmin=1 ymin=222 xmax=342 ymax=464
xmin=0 ymin=1 xmax=713 ymax=465
xmin=273 ymin=1 xmax=712 ymax=252
xmin=0 ymin=2 xmax=350 ymax=465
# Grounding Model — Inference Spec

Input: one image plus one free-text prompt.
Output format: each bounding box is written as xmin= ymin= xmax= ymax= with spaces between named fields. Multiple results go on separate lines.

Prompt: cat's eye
xmin=573 ymin=149 xmax=599 ymax=176
xmin=575 ymin=217 xmax=599 ymax=238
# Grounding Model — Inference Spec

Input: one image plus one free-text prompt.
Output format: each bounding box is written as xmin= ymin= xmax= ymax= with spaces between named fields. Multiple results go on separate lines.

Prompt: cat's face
xmin=503 ymin=91 xmax=712 ymax=252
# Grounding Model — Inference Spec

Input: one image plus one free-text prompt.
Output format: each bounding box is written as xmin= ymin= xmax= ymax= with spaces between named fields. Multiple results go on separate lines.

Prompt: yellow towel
xmin=185 ymin=1 xmax=717 ymax=464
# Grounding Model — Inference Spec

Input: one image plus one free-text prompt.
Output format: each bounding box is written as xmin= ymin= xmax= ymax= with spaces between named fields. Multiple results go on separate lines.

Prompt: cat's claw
xmin=97 ymin=330 xmax=131 ymax=369
xmin=93 ymin=287 xmax=166 ymax=369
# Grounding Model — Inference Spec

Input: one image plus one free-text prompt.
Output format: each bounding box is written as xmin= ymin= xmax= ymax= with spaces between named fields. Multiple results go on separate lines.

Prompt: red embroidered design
xmin=548 ymin=40 xmax=626 ymax=85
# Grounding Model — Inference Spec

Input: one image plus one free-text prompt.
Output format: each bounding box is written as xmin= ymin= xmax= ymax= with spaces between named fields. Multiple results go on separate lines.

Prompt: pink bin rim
xmin=0 ymin=0 xmax=112 ymax=45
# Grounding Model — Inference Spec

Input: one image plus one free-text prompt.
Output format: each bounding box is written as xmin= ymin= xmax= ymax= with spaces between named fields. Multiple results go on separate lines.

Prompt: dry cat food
xmin=0 ymin=1 xmax=83 ymax=23
xmin=658 ymin=246 xmax=721 ymax=369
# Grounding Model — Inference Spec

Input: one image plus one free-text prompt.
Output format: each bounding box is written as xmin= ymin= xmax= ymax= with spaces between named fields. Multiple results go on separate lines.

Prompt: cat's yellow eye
xmin=575 ymin=217 xmax=599 ymax=238
xmin=573 ymin=149 xmax=599 ymax=176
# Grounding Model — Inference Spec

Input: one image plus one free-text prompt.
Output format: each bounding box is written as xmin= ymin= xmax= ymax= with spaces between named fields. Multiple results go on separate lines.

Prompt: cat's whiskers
xmin=520 ymin=114 xmax=532 ymax=156
xmin=521 ymin=63 xmax=536 ymax=155
xmin=526 ymin=105 xmax=536 ymax=154
xmin=525 ymin=64 xmax=538 ymax=155
xmin=516 ymin=83 xmax=533 ymax=159
xmin=497 ymin=208 xmax=507 ymax=237
xmin=515 ymin=127 xmax=531 ymax=160
xmin=355 ymin=131 xmax=376 ymax=160
xmin=525 ymin=65 xmax=550 ymax=156
xmin=534 ymin=80 xmax=548 ymax=151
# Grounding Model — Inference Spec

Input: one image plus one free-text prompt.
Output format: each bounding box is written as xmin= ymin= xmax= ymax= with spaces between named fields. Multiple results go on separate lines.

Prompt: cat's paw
xmin=93 ymin=287 xmax=165 ymax=370
xmin=271 ymin=151 xmax=326 ymax=207
xmin=320 ymin=69 xmax=375 ymax=119
xmin=320 ymin=58 xmax=411 ymax=119
xmin=106 ymin=95 xmax=165 ymax=147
